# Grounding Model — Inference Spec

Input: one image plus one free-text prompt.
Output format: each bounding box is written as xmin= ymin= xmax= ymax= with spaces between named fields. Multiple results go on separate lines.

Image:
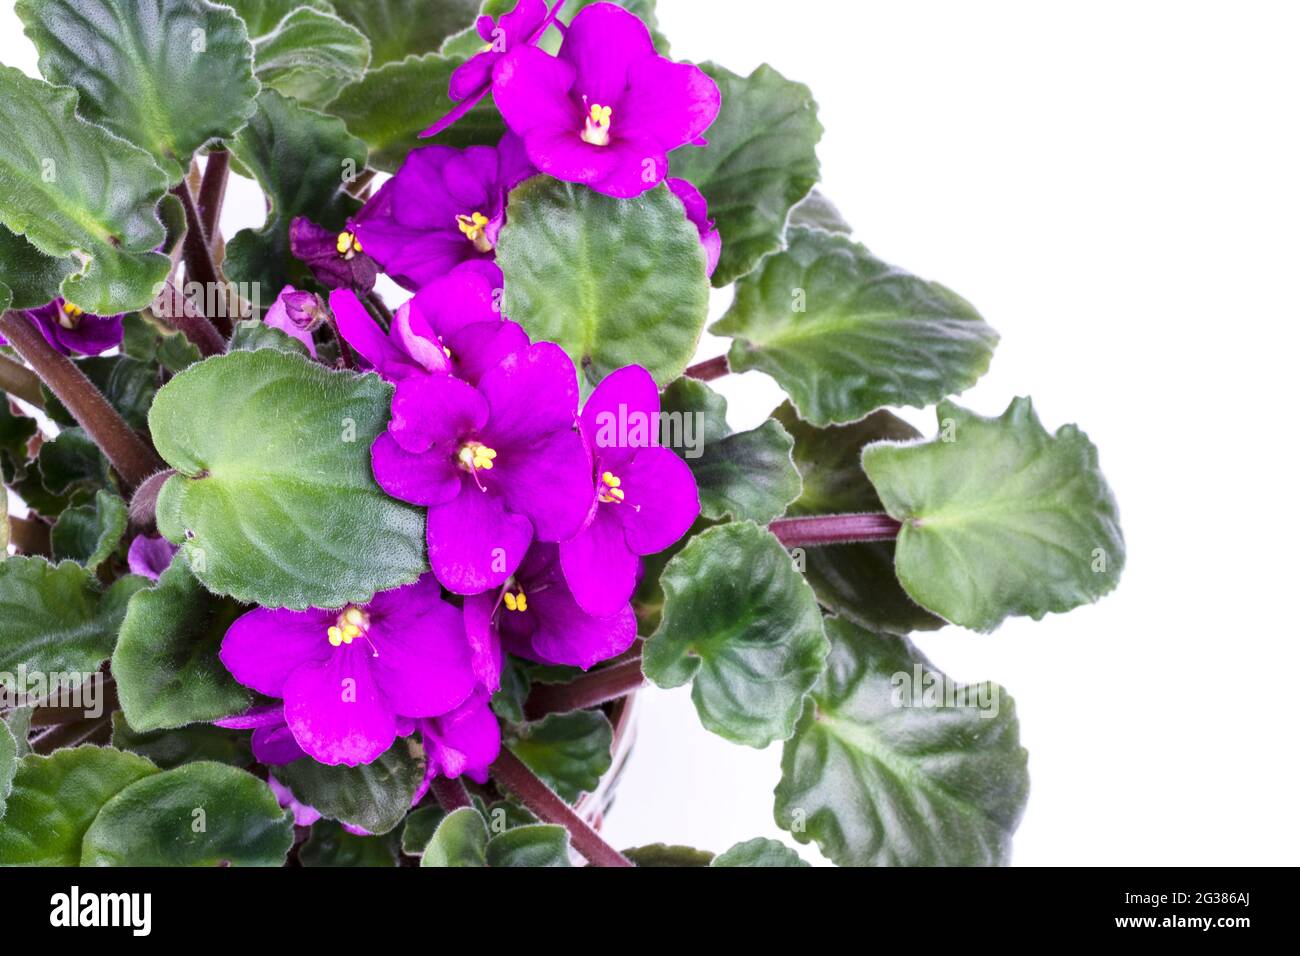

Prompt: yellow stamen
xmin=503 ymin=588 xmax=528 ymax=612
xmin=336 ymin=231 xmax=363 ymax=259
xmin=582 ymin=103 xmax=612 ymax=146
xmin=457 ymin=441 xmax=498 ymax=473
xmin=327 ymin=606 xmax=371 ymax=647
xmin=456 ymin=212 xmax=493 ymax=253
xmin=327 ymin=625 xmax=344 ymax=647
xmin=58 ymin=302 xmax=84 ymax=330
xmin=598 ymin=470 xmax=626 ymax=504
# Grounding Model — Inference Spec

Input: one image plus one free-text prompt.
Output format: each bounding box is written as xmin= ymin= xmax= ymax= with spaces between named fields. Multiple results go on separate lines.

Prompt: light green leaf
xmin=775 ymin=618 xmax=1029 ymax=866
xmin=788 ymin=189 xmax=853 ymax=236
xmin=486 ymin=824 xmax=572 ymax=867
xmin=498 ymin=178 xmax=710 ymax=388
xmin=0 ymin=557 xmax=142 ymax=676
xmin=507 ymin=711 xmax=613 ymax=803
xmin=81 ymin=761 xmax=294 ymax=866
xmin=711 ymin=837 xmax=809 ymax=867
xmin=17 ymin=0 xmax=259 ymax=181
xmin=327 ymin=53 xmax=506 ymax=171
xmin=420 ymin=806 xmax=488 ymax=867
xmin=225 ymin=89 xmax=367 ymax=297
xmin=2 ymin=707 xmax=34 ymax=759
xmin=111 ymin=555 xmax=249 ymax=732
xmin=660 ymin=378 xmax=802 ymax=524
xmin=714 ymin=227 xmax=999 ymax=426
xmin=229 ymin=319 xmax=312 ymax=356
xmin=0 ymin=719 xmax=16 ymax=822
xmin=251 ymin=7 xmax=371 ymax=108
xmin=776 ymin=403 xmax=943 ymax=636
xmin=622 ymin=843 xmax=714 ymax=867
xmin=50 ymin=489 xmax=127 ymax=569
xmin=668 ymin=63 xmax=822 ymax=286
xmin=147 ymin=349 xmax=426 ymax=610
xmin=643 ymin=521 xmax=828 ymax=747
xmin=300 ymin=820 xmax=399 ymax=867
xmin=333 ymin=0 xmax=480 ymax=66
xmin=0 ymin=746 xmax=159 ymax=865
xmin=0 ymin=66 xmax=170 ymax=314
xmin=0 ymin=224 xmax=74 ymax=309
xmin=275 ymin=739 xmax=425 ymax=835
xmin=862 ymin=397 xmax=1125 ymax=632
xmin=111 ymin=712 xmax=252 ymax=770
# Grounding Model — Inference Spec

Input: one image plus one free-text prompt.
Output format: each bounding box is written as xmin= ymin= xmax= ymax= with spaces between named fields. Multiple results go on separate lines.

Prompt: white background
xmin=4 ymin=0 xmax=1299 ymax=865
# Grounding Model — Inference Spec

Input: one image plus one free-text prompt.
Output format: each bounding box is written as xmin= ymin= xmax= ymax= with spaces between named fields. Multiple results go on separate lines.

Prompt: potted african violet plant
xmin=0 ymin=0 xmax=1122 ymax=868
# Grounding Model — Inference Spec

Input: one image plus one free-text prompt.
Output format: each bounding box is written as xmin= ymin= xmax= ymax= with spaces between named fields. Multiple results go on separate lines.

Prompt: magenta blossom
xmin=126 ymin=534 xmax=179 ymax=581
xmin=371 ymin=343 xmax=593 ymax=596
xmin=408 ymin=263 xmax=531 ymax=386
xmin=264 ymin=285 xmax=324 ymax=356
xmin=416 ymin=689 xmax=501 ymax=785
xmin=0 ymin=299 xmax=123 ymax=356
xmin=218 ymin=574 xmax=477 ymax=767
xmin=289 ymin=217 xmax=379 ymax=293
xmin=422 ymin=0 xmax=565 ymax=138
xmin=493 ymin=2 xmax=720 ymax=198
xmin=351 ymin=135 xmax=534 ymax=291
xmin=465 ymin=542 xmax=637 ymax=670
xmin=330 ymin=288 xmax=450 ymax=381
xmin=560 ymin=365 xmax=699 ymax=616
xmin=667 ymin=177 xmax=721 ymax=277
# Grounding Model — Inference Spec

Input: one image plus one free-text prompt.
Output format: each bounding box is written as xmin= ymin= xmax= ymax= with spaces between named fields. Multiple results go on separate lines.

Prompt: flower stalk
xmin=170 ymin=180 xmax=230 ymax=335
xmin=524 ymin=655 xmax=646 ymax=720
xmin=152 ymin=280 xmax=227 ymax=357
xmin=197 ymin=148 xmax=230 ymax=241
xmin=429 ymin=776 xmax=473 ymax=813
xmin=768 ymin=512 xmax=903 ymax=547
xmin=0 ymin=309 xmax=165 ymax=489
xmin=490 ymin=748 xmax=634 ymax=868
xmin=684 ymin=354 xmax=730 ymax=382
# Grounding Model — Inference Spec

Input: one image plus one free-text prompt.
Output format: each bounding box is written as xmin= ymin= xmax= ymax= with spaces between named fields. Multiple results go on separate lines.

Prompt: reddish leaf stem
xmin=524 ymin=656 xmax=646 ymax=721
xmin=768 ymin=512 xmax=903 ymax=547
xmin=152 ymin=280 xmax=226 ymax=357
xmin=490 ymin=749 xmax=633 ymax=868
xmin=197 ymin=149 xmax=230 ymax=241
xmin=170 ymin=181 xmax=231 ymax=336
xmin=430 ymin=776 xmax=473 ymax=813
xmin=684 ymin=354 xmax=730 ymax=381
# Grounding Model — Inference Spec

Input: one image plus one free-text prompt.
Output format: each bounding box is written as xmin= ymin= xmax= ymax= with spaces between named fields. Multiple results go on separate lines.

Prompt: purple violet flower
xmin=264 ymin=285 xmax=324 ymax=356
xmin=464 ymin=542 xmax=637 ymax=670
xmin=407 ymin=263 xmax=531 ymax=385
xmin=329 ymin=288 xmax=451 ymax=381
xmin=415 ymin=689 xmax=502 ymax=785
xmin=371 ymin=343 xmax=594 ymax=596
xmin=351 ymin=135 xmax=534 ymax=291
xmin=560 ymin=365 xmax=700 ymax=615
xmin=492 ymin=2 xmax=720 ymax=198
xmin=267 ymin=775 xmax=322 ymax=827
xmin=289 ymin=217 xmax=380 ymax=293
xmin=667 ymin=177 xmax=721 ymax=277
xmin=126 ymin=534 xmax=180 ymax=581
xmin=0 ymin=299 xmax=124 ymax=356
xmin=218 ymin=574 xmax=478 ymax=767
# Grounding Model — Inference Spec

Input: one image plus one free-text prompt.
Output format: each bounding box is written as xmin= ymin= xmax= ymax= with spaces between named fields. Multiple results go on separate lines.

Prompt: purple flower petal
xmin=581 ymin=363 xmax=660 ymax=471
xmin=617 ymin=444 xmax=700 ymax=554
xmin=492 ymin=425 xmax=594 ymax=543
xmin=290 ymin=218 xmax=378 ymax=292
xmin=252 ymin=723 xmax=309 ymax=766
xmin=426 ymin=480 xmax=534 ymax=595
xmin=268 ymin=775 xmax=322 ymax=826
xmin=330 ymin=289 xmax=426 ymax=381
xmin=558 ymin=2 xmax=655 ymax=103
xmin=283 ymin=646 xmax=396 ymax=766
xmin=559 ymin=505 xmax=641 ymax=616
xmin=418 ymin=689 xmax=501 ymax=784
xmin=126 ymin=534 xmax=179 ymax=581
xmin=213 ymin=703 xmax=287 ymax=730
xmin=667 ymin=177 xmax=721 ymax=276
xmin=264 ymin=285 xmax=321 ymax=356
xmin=463 ymin=592 xmax=504 ymax=690
xmin=371 ymin=432 xmax=464 ymax=506
xmin=220 ymin=607 xmax=334 ymax=698
xmin=444 ymin=319 xmax=531 ymax=386
xmin=388 ymin=372 xmax=489 ymax=454
xmin=0 ymin=300 xmax=125 ymax=356
xmin=478 ymin=342 xmax=581 ymax=448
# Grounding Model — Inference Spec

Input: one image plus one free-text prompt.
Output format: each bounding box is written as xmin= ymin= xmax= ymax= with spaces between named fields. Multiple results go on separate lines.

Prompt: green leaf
xmin=326 ymin=53 xmax=506 ymax=171
xmin=0 ymin=557 xmax=142 ymax=676
xmin=788 ymin=189 xmax=853 ymax=236
xmin=0 ymin=719 xmax=16 ymax=822
xmin=300 ymin=820 xmax=399 ymax=867
xmin=121 ymin=313 xmax=203 ymax=374
xmin=111 ymin=555 xmax=250 ymax=732
xmin=623 ymin=843 xmax=714 ymax=867
xmin=111 ymin=712 xmax=252 ymax=770
xmin=81 ymin=761 xmax=294 ymax=866
xmin=148 ymin=349 xmax=426 ymax=609
xmin=333 ymin=0 xmax=479 ymax=66
xmin=507 ymin=711 xmax=613 ymax=803
xmin=2 ymin=707 xmax=34 ymax=759
xmin=400 ymin=805 xmax=444 ymax=855
xmin=225 ymin=89 xmax=367 ymax=297
xmin=0 ymin=66 xmax=170 ymax=314
xmin=862 ymin=397 xmax=1125 ymax=632
xmin=668 ymin=63 xmax=822 ymax=286
xmin=229 ymin=319 xmax=312 ymax=356
xmin=275 ymin=739 xmax=425 ymax=835
xmin=660 ymin=378 xmax=802 ymax=524
xmin=0 ymin=746 xmax=159 ymax=865
xmin=711 ymin=837 xmax=809 ymax=867
xmin=420 ymin=806 xmax=488 ymax=867
xmin=643 ymin=521 xmax=828 ymax=747
xmin=36 ymin=427 xmax=110 ymax=498
xmin=250 ymin=7 xmax=371 ymax=108
xmin=491 ymin=654 xmax=531 ymax=725
xmin=0 ymin=224 xmax=74 ymax=309
xmin=17 ymin=0 xmax=259 ymax=182
xmin=776 ymin=402 xmax=943 ymax=636
xmin=499 ymin=178 xmax=710 ymax=389
xmin=775 ymin=618 xmax=1029 ymax=866
xmin=50 ymin=489 xmax=127 ymax=569
xmin=225 ymin=0 xmax=333 ymax=36
xmin=714 ymin=227 xmax=999 ymax=426
xmin=486 ymin=825 xmax=572 ymax=867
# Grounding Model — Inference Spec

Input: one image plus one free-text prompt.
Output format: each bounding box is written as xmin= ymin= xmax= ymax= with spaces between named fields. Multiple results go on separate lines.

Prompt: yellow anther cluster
xmin=456 ymin=212 xmax=493 ymax=252
xmin=502 ymin=589 xmax=528 ymax=612
xmin=57 ymin=302 xmax=85 ymax=330
xmin=457 ymin=442 xmax=498 ymax=471
xmin=581 ymin=104 xmax=613 ymax=146
xmin=336 ymin=231 xmax=363 ymax=257
xmin=62 ymin=302 xmax=84 ymax=318
xmin=598 ymin=470 xmax=625 ymax=504
xmin=589 ymin=104 xmax=612 ymax=128
xmin=327 ymin=607 xmax=369 ymax=647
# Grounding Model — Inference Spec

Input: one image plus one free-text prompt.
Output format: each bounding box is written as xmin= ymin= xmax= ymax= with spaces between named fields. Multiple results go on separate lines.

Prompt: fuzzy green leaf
xmin=0 ymin=225 xmax=74 ymax=310
xmin=775 ymin=618 xmax=1029 ymax=866
xmin=250 ymin=6 xmax=371 ymax=107
xmin=111 ymin=712 xmax=252 ymax=770
xmin=862 ymin=397 xmax=1125 ymax=631
xmin=486 ymin=825 xmax=572 ymax=868
xmin=643 ymin=521 xmax=828 ymax=747
xmin=333 ymin=0 xmax=479 ymax=66
xmin=147 ymin=349 xmax=426 ymax=610
xmin=712 ymin=837 xmax=809 ymax=867
xmin=275 ymin=739 xmax=425 ymax=835
xmin=300 ymin=820 xmax=399 ymax=867
xmin=420 ymin=806 xmax=488 ymax=867
xmin=50 ymin=489 xmax=127 ymax=569
xmin=507 ymin=711 xmax=613 ymax=803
